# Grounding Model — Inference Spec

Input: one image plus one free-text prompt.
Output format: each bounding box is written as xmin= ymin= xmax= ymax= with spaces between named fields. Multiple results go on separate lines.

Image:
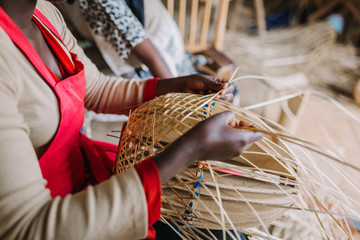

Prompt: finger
xmin=184 ymin=87 xmax=196 ymax=94
xmin=223 ymin=111 xmax=236 ymax=123
xmin=201 ymin=76 xmax=227 ymax=91
xmin=204 ymin=75 xmax=227 ymax=84
xmin=210 ymin=111 xmax=235 ymax=124
xmin=234 ymin=131 xmax=263 ymax=152
xmin=217 ymin=93 xmax=233 ymax=101
xmin=219 ymin=84 xmax=235 ymax=95
xmin=229 ymin=124 xmax=263 ymax=141
xmin=239 ymin=121 xmax=252 ymax=127
xmin=228 ymin=116 xmax=239 ymax=128
xmin=246 ymin=131 xmax=263 ymax=142
xmin=242 ymin=132 xmax=263 ymax=152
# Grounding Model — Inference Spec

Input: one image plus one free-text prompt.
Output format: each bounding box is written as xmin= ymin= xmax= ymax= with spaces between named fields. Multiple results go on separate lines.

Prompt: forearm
xmin=152 ymin=128 xmax=202 ymax=183
xmin=133 ymin=39 xmax=172 ymax=79
xmin=84 ymin=71 xmax=147 ymax=114
xmin=0 ymin=168 xmax=148 ymax=240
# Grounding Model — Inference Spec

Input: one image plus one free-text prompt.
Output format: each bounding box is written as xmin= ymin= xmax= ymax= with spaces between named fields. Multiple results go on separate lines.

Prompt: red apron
xmin=0 ymin=7 xmax=117 ymax=197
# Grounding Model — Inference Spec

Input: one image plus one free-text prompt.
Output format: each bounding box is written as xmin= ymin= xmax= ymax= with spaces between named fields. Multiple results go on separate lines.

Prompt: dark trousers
xmin=154 ymin=221 xmax=248 ymax=240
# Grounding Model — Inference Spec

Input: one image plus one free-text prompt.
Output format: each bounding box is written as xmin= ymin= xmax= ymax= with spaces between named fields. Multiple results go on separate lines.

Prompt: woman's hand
xmin=152 ymin=111 xmax=263 ymax=183
xmin=156 ymin=74 xmax=235 ymax=101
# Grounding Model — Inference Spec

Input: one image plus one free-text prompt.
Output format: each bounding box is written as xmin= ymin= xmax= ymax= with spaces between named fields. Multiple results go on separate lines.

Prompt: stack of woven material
xmin=223 ymin=22 xmax=336 ymax=77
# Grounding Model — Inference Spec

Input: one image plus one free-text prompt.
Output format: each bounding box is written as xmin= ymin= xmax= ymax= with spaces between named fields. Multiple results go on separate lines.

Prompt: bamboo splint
xmin=114 ymin=93 xmax=299 ymax=234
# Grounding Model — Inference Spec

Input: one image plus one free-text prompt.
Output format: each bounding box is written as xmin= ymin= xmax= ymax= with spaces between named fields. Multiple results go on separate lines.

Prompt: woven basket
xmin=114 ymin=93 xmax=299 ymax=232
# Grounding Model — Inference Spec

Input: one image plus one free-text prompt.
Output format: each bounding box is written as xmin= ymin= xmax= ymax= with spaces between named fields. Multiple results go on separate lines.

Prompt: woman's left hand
xmin=156 ymin=74 xmax=235 ymax=101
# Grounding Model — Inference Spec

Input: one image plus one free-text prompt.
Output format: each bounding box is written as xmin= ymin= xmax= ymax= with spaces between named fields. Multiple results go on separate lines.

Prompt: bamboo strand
xmin=238 ymin=126 xmax=360 ymax=173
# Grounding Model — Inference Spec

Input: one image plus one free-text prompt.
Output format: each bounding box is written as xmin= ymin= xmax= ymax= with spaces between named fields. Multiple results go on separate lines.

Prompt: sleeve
xmin=42 ymin=1 xmax=156 ymax=115
xmin=78 ymin=0 xmax=147 ymax=60
xmin=135 ymin=158 xmax=162 ymax=239
xmin=0 ymin=40 xmax=150 ymax=240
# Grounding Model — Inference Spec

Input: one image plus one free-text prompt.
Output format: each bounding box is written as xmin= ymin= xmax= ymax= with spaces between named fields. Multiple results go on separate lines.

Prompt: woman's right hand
xmin=152 ymin=111 xmax=263 ymax=183
xmin=156 ymin=74 xmax=235 ymax=101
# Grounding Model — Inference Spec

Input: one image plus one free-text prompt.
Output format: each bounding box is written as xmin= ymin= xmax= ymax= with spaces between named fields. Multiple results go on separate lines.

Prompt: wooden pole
xmin=199 ymin=0 xmax=213 ymax=49
xmin=189 ymin=0 xmax=199 ymax=51
xmin=254 ymin=0 xmax=266 ymax=37
xmin=354 ymin=79 xmax=360 ymax=105
xmin=178 ymin=0 xmax=187 ymax=42
xmin=167 ymin=0 xmax=174 ymax=18
xmin=214 ymin=0 xmax=230 ymax=50
xmin=229 ymin=0 xmax=244 ymax=30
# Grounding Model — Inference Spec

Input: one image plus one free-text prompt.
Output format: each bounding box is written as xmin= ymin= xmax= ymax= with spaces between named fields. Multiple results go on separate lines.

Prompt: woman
xmin=56 ymin=0 xmax=198 ymax=79
xmin=0 ymin=0 xmax=262 ymax=239
xmin=57 ymin=0 xmax=177 ymax=78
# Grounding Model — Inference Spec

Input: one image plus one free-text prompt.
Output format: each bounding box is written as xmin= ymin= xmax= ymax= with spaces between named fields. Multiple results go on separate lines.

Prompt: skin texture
xmin=0 ymin=0 xmax=63 ymax=78
xmin=132 ymin=38 xmax=173 ymax=78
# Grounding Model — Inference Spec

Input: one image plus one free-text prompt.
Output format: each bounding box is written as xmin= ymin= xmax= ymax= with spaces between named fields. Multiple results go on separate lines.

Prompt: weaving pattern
xmin=114 ymin=93 xmax=299 ymax=236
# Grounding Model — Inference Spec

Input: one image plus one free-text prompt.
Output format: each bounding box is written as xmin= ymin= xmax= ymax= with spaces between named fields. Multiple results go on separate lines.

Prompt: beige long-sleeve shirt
xmin=0 ymin=1 xmax=152 ymax=239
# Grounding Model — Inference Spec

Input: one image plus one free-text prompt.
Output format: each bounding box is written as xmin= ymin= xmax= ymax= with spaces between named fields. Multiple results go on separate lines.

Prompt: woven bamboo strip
xmin=113 ymin=91 xmax=360 ymax=239
xmin=114 ymin=93 xmax=299 ymax=237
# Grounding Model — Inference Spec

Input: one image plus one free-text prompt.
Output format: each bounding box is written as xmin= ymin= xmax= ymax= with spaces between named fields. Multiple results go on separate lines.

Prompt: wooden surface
xmin=295 ymin=95 xmax=360 ymax=213
xmin=277 ymin=91 xmax=310 ymax=134
xmin=296 ymin=96 xmax=360 ymax=165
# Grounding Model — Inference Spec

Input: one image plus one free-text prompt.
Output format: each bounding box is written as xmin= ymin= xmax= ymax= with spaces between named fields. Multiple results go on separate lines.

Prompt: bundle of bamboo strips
xmin=113 ymin=90 xmax=360 ymax=239
xmin=223 ymin=22 xmax=336 ymax=76
xmin=114 ymin=93 xmax=299 ymax=236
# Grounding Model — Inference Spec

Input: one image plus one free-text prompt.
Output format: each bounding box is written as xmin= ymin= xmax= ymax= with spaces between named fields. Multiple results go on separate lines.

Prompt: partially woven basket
xmin=114 ymin=93 xmax=299 ymax=233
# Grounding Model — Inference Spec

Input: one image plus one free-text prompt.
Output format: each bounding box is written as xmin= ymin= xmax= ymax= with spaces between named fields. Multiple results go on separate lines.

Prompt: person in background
xmin=56 ymin=0 xmax=196 ymax=79
xmin=0 ymin=0 xmax=261 ymax=239
xmin=56 ymin=0 xmax=197 ymax=127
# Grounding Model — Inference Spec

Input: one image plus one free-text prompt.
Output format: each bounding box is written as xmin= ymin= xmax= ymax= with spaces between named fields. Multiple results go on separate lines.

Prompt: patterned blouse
xmin=78 ymin=0 xmax=146 ymax=60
